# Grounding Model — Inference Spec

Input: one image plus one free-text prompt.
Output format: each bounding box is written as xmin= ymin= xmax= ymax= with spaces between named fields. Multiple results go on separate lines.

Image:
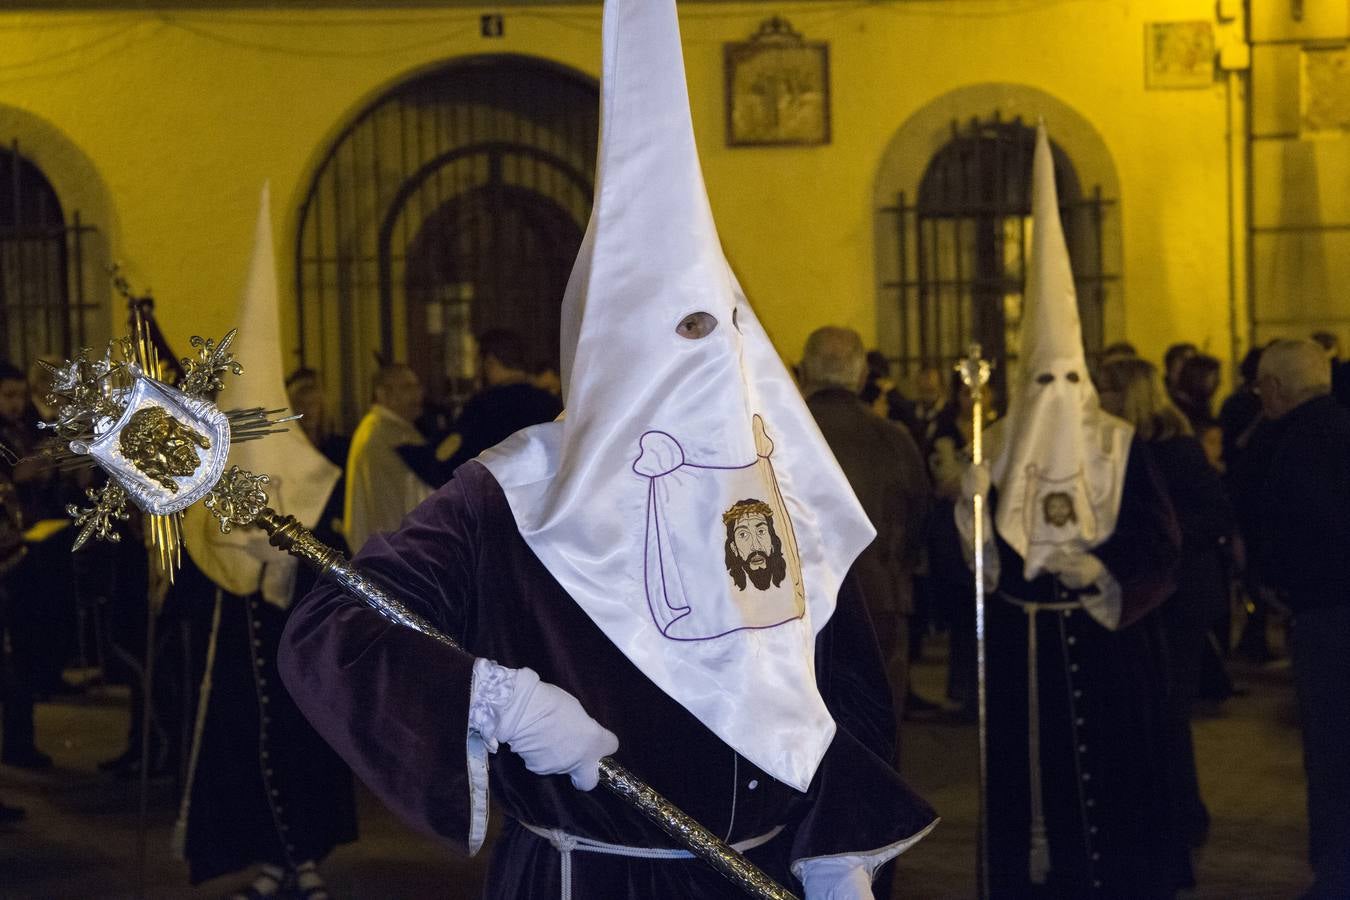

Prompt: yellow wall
xmin=1248 ymin=0 xmax=1350 ymax=348
xmin=681 ymin=0 xmax=1241 ymax=369
xmin=0 ymin=2 xmax=1251 ymax=385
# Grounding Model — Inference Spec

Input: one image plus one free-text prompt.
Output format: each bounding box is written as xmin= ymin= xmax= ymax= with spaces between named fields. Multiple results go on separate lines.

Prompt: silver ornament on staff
xmin=37 ymin=311 xmax=284 ymax=898
xmin=956 ymin=344 xmax=993 ymax=900
xmin=44 ymin=331 xmax=798 ymax=900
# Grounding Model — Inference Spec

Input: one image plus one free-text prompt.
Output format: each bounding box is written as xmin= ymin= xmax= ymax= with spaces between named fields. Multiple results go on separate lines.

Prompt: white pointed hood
xmin=479 ymin=0 xmax=873 ymax=791
xmin=989 ymin=124 xmax=1131 ymax=582
xmin=184 ymin=184 xmax=341 ymax=606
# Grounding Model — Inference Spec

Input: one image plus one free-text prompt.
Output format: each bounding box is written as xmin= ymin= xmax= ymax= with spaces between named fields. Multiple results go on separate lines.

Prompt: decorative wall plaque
xmin=724 ymin=17 xmax=830 ymax=147
xmin=1301 ymin=45 xmax=1350 ymax=138
xmin=1144 ymin=21 xmax=1215 ymax=89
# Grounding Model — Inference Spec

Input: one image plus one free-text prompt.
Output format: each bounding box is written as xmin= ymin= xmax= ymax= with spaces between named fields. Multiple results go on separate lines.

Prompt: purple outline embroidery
xmin=632 ymin=415 xmax=805 ymax=641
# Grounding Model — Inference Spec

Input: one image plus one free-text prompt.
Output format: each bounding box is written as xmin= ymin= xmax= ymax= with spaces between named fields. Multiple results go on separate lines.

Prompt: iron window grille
xmin=295 ymin=56 xmax=598 ymax=431
xmin=880 ymin=115 xmax=1117 ymax=408
xmin=0 ymin=140 xmax=98 ymax=374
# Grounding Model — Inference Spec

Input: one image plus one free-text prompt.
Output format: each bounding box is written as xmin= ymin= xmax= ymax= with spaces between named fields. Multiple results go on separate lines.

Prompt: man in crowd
xmin=908 ymin=366 xmax=948 ymax=451
xmin=439 ymin=329 xmax=562 ymax=475
xmin=1310 ymin=330 xmax=1340 ymax=361
xmin=801 ymin=326 xmax=929 ymax=732
xmin=1100 ymin=341 xmax=1138 ymax=368
xmin=1310 ymin=330 xmax=1350 ymax=408
xmin=860 ymin=349 xmax=918 ymax=434
xmin=1254 ymin=338 xmax=1350 ymax=899
xmin=0 ymin=361 xmax=33 ymax=820
xmin=0 ymin=362 xmax=58 ymax=771
xmin=0 ymin=447 xmax=24 ymax=822
xmin=1220 ymin=345 xmax=1277 ymax=663
xmin=12 ymin=358 xmax=82 ymax=702
xmin=285 ymin=367 xmax=349 ymax=470
xmin=343 ymin=364 xmax=433 ymax=553
xmin=1163 ymin=342 xmax=1197 ymax=398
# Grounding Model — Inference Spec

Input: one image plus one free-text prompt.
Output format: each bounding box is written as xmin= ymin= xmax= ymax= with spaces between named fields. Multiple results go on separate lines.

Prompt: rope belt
xmin=520 ymin=820 xmax=784 ymax=900
xmin=999 ymin=594 xmax=1081 ymax=886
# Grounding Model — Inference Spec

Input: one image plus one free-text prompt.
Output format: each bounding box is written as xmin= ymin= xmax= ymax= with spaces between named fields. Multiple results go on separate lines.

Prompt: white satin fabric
xmin=184 ymin=184 xmax=339 ymax=608
xmin=479 ymin=0 xmax=873 ymax=792
xmin=989 ymin=124 xmax=1130 ymax=584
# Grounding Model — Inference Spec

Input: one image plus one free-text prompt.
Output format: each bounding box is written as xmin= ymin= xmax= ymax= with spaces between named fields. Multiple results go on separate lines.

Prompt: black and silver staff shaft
xmin=957 ymin=344 xmax=993 ymax=900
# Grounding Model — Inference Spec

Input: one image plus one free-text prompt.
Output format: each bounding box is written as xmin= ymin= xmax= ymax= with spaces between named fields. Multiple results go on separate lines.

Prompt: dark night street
xmin=0 ymin=639 xmax=1310 ymax=900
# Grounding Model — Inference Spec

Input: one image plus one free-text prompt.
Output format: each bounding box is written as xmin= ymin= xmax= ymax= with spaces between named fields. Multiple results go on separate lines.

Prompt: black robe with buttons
xmin=985 ymin=439 xmax=1181 ymax=899
xmin=182 ymin=495 xmax=357 ymax=885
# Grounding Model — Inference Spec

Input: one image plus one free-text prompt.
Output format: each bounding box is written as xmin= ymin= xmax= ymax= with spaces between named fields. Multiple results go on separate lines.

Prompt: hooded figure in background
xmin=981 ymin=124 xmax=1134 ymax=631
xmin=178 ymin=185 xmax=356 ymax=898
xmin=279 ymin=0 xmax=936 ymax=895
xmin=959 ymin=124 xmax=1182 ymax=898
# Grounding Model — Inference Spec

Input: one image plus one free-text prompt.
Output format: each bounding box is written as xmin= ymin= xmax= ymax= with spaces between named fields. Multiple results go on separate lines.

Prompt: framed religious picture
xmin=1144 ymin=21 xmax=1215 ymax=89
xmin=724 ymin=17 xmax=830 ymax=147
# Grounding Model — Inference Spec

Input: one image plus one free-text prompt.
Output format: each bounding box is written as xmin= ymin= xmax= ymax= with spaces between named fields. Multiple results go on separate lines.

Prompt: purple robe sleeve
xmin=1090 ymin=439 xmax=1182 ymax=628
xmin=278 ymin=475 xmax=481 ymax=852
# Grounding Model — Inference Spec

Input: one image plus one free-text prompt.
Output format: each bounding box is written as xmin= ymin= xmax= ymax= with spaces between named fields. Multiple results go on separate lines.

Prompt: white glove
xmin=1043 ymin=549 xmax=1105 ymax=590
xmin=798 ymin=857 xmax=874 ymax=900
xmin=487 ymin=664 xmax=619 ymax=791
xmin=959 ymin=460 xmax=991 ymax=501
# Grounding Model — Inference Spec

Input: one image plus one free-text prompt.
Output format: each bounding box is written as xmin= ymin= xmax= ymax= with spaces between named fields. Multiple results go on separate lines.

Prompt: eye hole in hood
xmin=676 ymin=312 xmax=718 ymax=340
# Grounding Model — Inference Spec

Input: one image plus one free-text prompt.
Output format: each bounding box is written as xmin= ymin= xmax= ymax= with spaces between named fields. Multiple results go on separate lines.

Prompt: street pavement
xmin=0 ymin=647 xmax=1311 ymax=899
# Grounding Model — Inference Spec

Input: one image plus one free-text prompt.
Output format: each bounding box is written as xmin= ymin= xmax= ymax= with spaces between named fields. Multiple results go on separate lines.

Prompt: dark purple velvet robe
xmin=280 ymin=460 xmax=936 ymax=897
xmin=985 ymin=440 xmax=1183 ymax=899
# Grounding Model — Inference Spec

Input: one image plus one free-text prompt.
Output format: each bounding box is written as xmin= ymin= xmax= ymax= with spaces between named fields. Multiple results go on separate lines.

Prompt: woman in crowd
xmin=1171 ymin=353 xmax=1222 ymax=432
xmin=1097 ymin=357 xmax=1235 ymax=890
xmin=1169 ymin=352 xmax=1238 ymax=699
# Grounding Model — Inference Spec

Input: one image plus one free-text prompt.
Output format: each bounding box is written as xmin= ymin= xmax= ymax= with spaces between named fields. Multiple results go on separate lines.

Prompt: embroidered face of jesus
xmin=1042 ymin=491 xmax=1077 ymax=528
xmin=723 ymin=499 xmax=787 ymax=592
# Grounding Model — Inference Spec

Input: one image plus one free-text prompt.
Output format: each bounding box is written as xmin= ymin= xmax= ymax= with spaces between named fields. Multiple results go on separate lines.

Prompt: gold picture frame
xmin=724 ymin=17 xmax=830 ymax=147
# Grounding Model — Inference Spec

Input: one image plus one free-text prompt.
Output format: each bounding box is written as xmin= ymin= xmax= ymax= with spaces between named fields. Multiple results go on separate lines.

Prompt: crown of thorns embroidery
xmin=721 ymin=498 xmax=774 ymax=527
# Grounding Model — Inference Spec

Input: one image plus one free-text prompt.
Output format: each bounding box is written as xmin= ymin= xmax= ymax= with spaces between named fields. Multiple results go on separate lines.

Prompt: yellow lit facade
xmin=0 ymin=0 xmax=1344 ymax=419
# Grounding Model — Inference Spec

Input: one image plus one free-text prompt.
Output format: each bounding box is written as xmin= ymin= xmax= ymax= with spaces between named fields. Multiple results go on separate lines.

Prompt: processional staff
xmin=957 ymin=343 xmax=993 ymax=900
xmin=38 ymin=325 xmax=798 ymax=900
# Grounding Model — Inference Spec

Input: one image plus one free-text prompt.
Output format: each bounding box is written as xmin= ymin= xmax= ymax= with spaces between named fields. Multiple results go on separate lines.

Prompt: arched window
xmin=0 ymin=141 xmax=96 ymax=371
xmin=882 ymin=114 xmax=1116 ymax=406
xmin=296 ymin=56 xmax=598 ymax=429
